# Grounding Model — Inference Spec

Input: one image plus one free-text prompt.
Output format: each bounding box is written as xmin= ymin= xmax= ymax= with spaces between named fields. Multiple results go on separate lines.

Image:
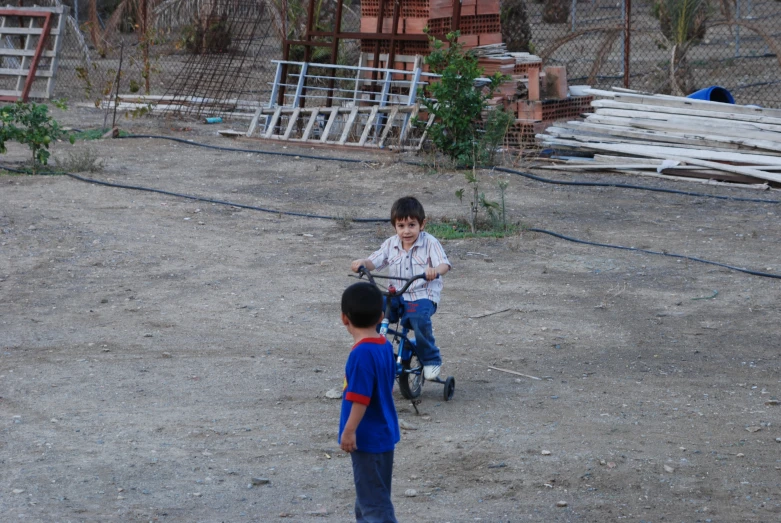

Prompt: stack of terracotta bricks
xmin=359 ymin=0 xmax=501 ymax=58
xmin=357 ymin=0 xmax=594 ymax=148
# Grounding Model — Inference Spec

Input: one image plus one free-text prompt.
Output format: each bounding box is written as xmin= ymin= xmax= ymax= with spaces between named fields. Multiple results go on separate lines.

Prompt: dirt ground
xmin=1 ymin=106 xmax=781 ymax=522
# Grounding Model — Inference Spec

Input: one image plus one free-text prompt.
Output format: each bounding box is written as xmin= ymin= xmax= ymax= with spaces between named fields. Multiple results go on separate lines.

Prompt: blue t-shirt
xmin=339 ymin=336 xmax=400 ymax=453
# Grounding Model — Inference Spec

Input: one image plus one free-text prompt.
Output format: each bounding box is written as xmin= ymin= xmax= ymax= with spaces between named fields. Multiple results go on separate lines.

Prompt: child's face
xmin=394 ymin=216 xmax=424 ymax=249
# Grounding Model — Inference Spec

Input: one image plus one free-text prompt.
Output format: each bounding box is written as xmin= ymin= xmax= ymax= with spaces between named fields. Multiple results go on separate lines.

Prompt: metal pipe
xmin=623 ymin=0 xmax=631 ymax=88
xmin=571 ymin=0 xmax=577 ymax=33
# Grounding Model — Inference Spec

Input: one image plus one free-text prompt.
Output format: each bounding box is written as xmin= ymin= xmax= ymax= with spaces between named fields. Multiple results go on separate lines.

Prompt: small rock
xmin=488 ymin=462 xmax=506 ymax=469
xmin=664 ymin=465 xmax=675 ymax=473
xmin=279 ymin=514 xmax=293 ymax=518
xmin=607 ymin=462 xmax=616 ymax=469
xmin=12 ymin=489 xmax=25 ymax=494
xmin=251 ymin=477 xmax=270 ymax=486
xmin=398 ymin=419 xmax=418 ymax=430
xmin=143 ymin=333 xmax=153 ymax=338
xmin=765 ymin=400 xmax=779 ymax=406
xmin=161 ymin=352 xmax=172 ymax=358
xmin=556 ymin=501 xmax=568 ymax=507
xmin=306 ymin=508 xmax=329 ymax=516
xmin=193 ymin=492 xmax=202 ymax=497
xmin=541 ymin=450 xmax=552 ymax=456
xmin=736 ymin=453 xmax=745 ymax=458
xmin=776 ymin=438 xmax=781 ymax=443
xmin=484 ymin=258 xmax=493 ymax=263
xmin=746 ymin=426 xmax=762 ymax=433
xmin=404 ymin=489 xmax=418 ymax=497
xmin=325 ymin=388 xmax=342 ymax=399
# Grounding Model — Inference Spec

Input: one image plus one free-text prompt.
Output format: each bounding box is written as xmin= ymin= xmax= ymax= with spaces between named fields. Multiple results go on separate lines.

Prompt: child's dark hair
xmin=341 ymin=282 xmax=383 ymax=328
xmin=390 ymin=196 xmax=426 ymax=226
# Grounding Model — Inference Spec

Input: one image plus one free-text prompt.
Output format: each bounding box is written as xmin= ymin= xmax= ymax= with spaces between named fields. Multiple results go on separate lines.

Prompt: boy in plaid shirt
xmin=351 ymin=196 xmax=451 ymax=380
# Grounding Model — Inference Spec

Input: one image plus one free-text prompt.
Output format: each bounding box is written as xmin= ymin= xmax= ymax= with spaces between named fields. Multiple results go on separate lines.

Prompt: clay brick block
xmin=459 ymin=5 xmax=477 ymax=16
xmin=405 ymin=18 xmax=427 ymax=34
xmin=476 ymin=0 xmax=500 ymax=15
xmin=516 ymin=100 xmax=542 ymax=121
xmin=457 ymin=34 xmax=479 ymax=48
xmin=360 ymin=17 xmax=378 ymax=33
xmin=543 ymin=65 xmax=568 ymax=100
xmin=527 ymin=66 xmax=540 ymax=101
xmin=478 ymin=32 xmax=502 ymax=46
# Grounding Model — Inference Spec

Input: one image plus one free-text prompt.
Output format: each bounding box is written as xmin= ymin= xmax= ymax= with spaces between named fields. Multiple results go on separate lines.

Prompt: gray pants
xmin=350 ymin=450 xmax=397 ymax=523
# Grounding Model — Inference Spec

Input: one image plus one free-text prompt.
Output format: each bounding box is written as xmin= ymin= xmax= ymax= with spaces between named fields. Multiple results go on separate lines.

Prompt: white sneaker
xmin=423 ymin=365 xmax=441 ymax=380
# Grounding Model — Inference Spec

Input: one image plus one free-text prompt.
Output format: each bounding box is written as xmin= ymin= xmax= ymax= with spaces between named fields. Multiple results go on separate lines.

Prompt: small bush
xmin=0 ymin=101 xmax=74 ymax=174
xmin=55 ymin=147 xmax=104 ymax=173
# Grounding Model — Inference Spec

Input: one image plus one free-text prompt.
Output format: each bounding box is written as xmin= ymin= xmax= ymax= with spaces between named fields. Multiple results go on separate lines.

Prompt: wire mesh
xmin=14 ymin=0 xmax=781 ymax=110
xmin=531 ymin=0 xmax=781 ymax=107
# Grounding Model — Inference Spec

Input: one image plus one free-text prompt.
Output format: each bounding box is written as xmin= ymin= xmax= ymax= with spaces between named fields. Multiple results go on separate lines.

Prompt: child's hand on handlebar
xmin=425 ymin=267 xmax=439 ymax=281
xmin=350 ymin=259 xmax=365 ymax=273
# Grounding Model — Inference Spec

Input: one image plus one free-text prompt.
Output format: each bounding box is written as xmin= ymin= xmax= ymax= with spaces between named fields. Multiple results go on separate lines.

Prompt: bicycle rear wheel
xmin=398 ymin=354 xmax=423 ymax=399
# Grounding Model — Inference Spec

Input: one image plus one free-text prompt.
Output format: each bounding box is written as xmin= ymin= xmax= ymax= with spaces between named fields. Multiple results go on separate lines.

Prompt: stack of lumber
xmin=536 ymin=88 xmax=781 ymax=188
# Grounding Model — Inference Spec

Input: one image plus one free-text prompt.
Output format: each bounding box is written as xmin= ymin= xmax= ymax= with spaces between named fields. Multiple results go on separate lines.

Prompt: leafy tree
xmin=420 ymin=31 xmax=507 ymax=168
xmin=0 ymin=102 xmax=74 ymax=174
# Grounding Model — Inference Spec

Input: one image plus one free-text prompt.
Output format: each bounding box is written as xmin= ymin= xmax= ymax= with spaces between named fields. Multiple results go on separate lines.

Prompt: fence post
xmin=735 ymin=0 xmax=741 ymax=58
xmin=570 ymin=0 xmax=577 ymax=33
xmin=623 ymin=0 xmax=631 ymax=88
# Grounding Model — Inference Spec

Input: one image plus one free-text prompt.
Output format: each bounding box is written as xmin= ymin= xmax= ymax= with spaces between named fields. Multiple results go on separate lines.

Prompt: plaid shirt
xmin=368 ymin=231 xmax=451 ymax=303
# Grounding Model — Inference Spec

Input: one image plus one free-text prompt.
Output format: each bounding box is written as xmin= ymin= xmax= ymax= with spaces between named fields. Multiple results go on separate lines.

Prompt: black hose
xmin=529 ymin=228 xmax=781 ymax=279
xmin=0 ymin=164 xmax=388 ymax=222
xmin=121 ymin=133 xmax=781 ymax=204
xmin=119 ymin=134 xmax=367 ymax=163
xmin=6 ymin=132 xmax=780 ymax=279
xmin=493 ymin=167 xmax=781 ymax=204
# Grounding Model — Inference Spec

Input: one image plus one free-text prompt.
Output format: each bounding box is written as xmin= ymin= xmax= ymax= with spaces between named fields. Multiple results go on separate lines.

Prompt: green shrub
xmin=0 ymin=101 xmax=74 ymax=174
xmin=420 ymin=31 xmax=507 ymax=168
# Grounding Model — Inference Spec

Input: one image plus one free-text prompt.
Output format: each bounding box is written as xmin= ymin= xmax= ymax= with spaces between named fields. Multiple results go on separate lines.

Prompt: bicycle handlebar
xmin=356 ymin=266 xmax=430 ymax=297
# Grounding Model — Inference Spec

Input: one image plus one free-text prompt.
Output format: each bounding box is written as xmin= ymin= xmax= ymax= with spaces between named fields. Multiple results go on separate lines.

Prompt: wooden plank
xmin=358 ymin=105 xmax=379 ymax=147
xmin=282 ymin=107 xmax=301 ymax=140
xmin=539 ymin=135 xmax=781 ymax=165
xmin=378 ymin=106 xmax=399 ymax=148
xmin=541 ymin=164 xmax=769 ymax=187
xmin=537 ymin=137 xmax=781 ymax=183
xmin=0 ymin=67 xmax=53 ymax=77
xmin=319 ymin=107 xmax=341 ymax=143
xmin=0 ymin=48 xmax=56 ymax=58
xmin=399 ymin=103 xmax=419 ymax=143
xmin=626 ymin=118 xmax=781 ymax=144
xmin=246 ymin=107 xmax=263 ymax=137
xmin=300 ymin=109 xmax=320 ymax=141
xmin=561 ymin=120 xmax=778 ymax=153
xmin=585 ymin=88 xmax=781 ymax=119
xmin=592 ymin=99 xmax=781 ymax=127
xmin=263 ymin=106 xmax=283 ymax=138
xmin=417 ymin=113 xmax=436 ymax=150
xmin=46 ymin=6 xmax=67 ymax=98
xmin=339 ymin=107 xmax=359 ymax=145
xmin=593 ymin=108 xmax=781 ymax=134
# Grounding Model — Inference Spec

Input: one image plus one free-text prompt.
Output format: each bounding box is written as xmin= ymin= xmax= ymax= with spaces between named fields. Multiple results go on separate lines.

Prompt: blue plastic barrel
xmin=687 ymin=86 xmax=735 ymax=104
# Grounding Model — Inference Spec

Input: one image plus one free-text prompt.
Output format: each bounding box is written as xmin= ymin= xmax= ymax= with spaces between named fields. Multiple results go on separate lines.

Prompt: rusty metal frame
xmin=280 ymin=0 xmax=462 ymax=108
xmin=0 ymin=9 xmax=54 ymax=102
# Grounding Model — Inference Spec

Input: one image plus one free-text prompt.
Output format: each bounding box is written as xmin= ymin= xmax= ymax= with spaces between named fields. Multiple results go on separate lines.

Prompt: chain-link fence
xmin=533 ymin=0 xmax=781 ymax=107
xmin=18 ymin=1 xmax=781 ymax=109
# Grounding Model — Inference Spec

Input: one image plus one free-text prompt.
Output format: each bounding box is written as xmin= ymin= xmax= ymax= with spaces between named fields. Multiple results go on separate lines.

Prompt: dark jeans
xmin=384 ymin=297 xmax=441 ymax=366
xmin=351 ymin=450 xmax=397 ymax=523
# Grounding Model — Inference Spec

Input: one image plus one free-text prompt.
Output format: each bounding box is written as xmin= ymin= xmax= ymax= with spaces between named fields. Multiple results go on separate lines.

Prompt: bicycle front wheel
xmin=398 ymin=354 xmax=423 ymax=399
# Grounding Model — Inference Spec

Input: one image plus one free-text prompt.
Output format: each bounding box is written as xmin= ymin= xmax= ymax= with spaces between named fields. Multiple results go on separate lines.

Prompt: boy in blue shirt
xmin=339 ymin=282 xmax=400 ymax=522
xmin=351 ymin=196 xmax=451 ymax=380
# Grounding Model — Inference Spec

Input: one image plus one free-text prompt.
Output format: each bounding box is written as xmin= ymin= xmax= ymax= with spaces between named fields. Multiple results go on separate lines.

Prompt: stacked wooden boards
xmin=536 ymin=88 xmax=781 ymax=188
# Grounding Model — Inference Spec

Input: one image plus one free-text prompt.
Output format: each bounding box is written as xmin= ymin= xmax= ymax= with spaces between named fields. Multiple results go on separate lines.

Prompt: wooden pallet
xmin=0 ymin=5 xmax=67 ymax=101
xmin=246 ymin=104 xmax=434 ymax=151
